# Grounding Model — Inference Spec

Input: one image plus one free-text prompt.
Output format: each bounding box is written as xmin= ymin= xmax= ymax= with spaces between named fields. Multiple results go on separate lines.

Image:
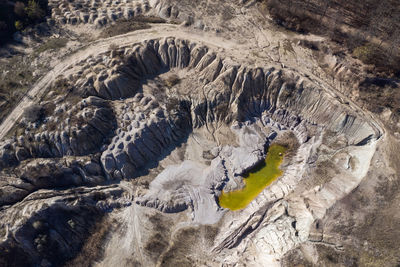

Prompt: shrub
xmin=109 ymin=43 xmax=123 ymax=58
xmin=353 ymin=45 xmax=377 ymax=64
xmin=165 ymin=74 xmax=180 ymax=88
xmin=221 ymin=7 xmax=235 ymax=21
xmin=166 ymin=97 xmax=180 ymax=112
xmin=25 ymin=0 xmax=45 ymax=22
xmin=108 ymin=43 xmax=119 ymax=53
xmin=24 ymin=103 xmax=45 ymax=122
xmin=14 ymin=1 xmax=26 ymax=17
xmin=108 ymin=43 xmax=117 ymax=50
xmin=53 ymin=77 xmax=70 ymax=89
xmin=99 ymin=16 xmax=165 ymax=38
xmin=14 ymin=20 xmax=23 ymax=30
xmin=35 ymin=38 xmax=68 ymax=54
xmin=0 ymin=0 xmax=48 ymax=44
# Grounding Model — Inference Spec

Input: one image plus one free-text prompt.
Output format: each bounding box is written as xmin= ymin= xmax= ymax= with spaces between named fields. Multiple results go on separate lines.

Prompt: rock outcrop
xmin=69 ymin=38 xmax=380 ymax=181
xmin=136 ymin=159 xmax=226 ymax=217
xmin=101 ymin=93 xmax=191 ymax=179
xmin=0 ymin=185 xmax=127 ymax=267
xmin=0 ymin=96 xmax=116 ymax=170
xmin=0 ymin=36 xmax=384 ymax=267
xmin=74 ymin=38 xmax=380 ymax=142
xmin=0 ymin=157 xmax=106 ymax=207
xmin=48 ymin=0 xmax=151 ymax=27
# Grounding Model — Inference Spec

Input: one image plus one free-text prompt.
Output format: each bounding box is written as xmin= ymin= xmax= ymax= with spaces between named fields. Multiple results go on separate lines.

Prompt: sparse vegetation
xmin=65 ymin=217 xmax=118 ymax=266
xmin=258 ymin=0 xmax=400 ymax=76
xmin=357 ymin=76 xmax=400 ymax=129
xmin=0 ymin=241 xmax=32 ymax=266
xmin=0 ymin=54 xmax=43 ymax=124
xmin=100 ymin=16 xmax=166 ymax=38
xmin=109 ymin=43 xmax=124 ymax=59
xmin=166 ymin=97 xmax=181 ymax=112
xmin=23 ymin=103 xmax=45 ymax=122
xmin=34 ymin=38 xmax=68 ymax=54
xmin=0 ymin=0 xmax=48 ymax=44
xmin=14 ymin=20 xmax=23 ymax=30
xmin=220 ymin=6 xmax=235 ymax=21
xmin=353 ymin=45 xmax=377 ymax=63
xmin=25 ymin=0 xmax=46 ymax=21
xmin=165 ymin=74 xmax=181 ymax=88
xmin=42 ymin=76 xmax=74 ymax=101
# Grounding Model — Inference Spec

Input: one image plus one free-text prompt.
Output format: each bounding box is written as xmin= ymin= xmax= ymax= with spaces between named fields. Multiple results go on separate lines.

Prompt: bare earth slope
xmin=0 ymin=0 xmax=398 ymax=266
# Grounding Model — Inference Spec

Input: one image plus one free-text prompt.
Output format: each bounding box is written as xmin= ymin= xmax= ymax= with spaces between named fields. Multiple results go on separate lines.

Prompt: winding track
xmin=0 ymin=19 xmax=387 ymax=267
xmin=0 ymin=23 xmax=384 ymax=140
xmin=0 ymin=24 xmax=240 ymax=140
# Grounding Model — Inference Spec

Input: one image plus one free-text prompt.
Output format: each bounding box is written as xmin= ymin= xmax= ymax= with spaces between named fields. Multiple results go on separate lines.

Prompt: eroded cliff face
xmin=0 ymin=35 xmax=382 ymax=266
xmin=0 ymin=0 xmax=395 ymax=266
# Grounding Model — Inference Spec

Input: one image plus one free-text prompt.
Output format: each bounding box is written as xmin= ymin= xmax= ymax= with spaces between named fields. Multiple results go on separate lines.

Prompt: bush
xmin=24 ymin=103 xmax=45 ymax=122
xmin=165 ymin=74 xmax=180 ymax=88
xmin=0 ymin=0 xmax=48 ymax=44
xmin=99 ymin=16 xmax=165 ymax=38
xmin=14 ymin=1 xmax=26 ymax=17
xmin=25 ymin=0 xmax=45 ymax=22
xmin=352 ymin=43 xmax=400 ymax=75
xmin=352 ymin=45 xmax=378 ymax=64
xmin=35 ymin=38 xmax=68 ymax=54
xmin=14 ymin=20 xmax=23 ymax=30
xmin=109 ymin=43 xmax=118 ymax=50
xmin=166 ymin=97 xmax=180 ymax=112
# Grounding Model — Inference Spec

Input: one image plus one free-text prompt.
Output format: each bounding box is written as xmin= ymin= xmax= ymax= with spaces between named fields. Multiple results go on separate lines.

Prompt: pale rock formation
xmin=0 ymin=37 xmax=383 ymax=266
xmin=48 ymin=0 xmax=151 ymax=27
xmin=100 ymin=93 xmax=191 ymax=179
xmin=0 ymin=185 xmax=127 ymax=266
xmin=136 ymin=158 xmax=227 ymax=223
xmin=0 ymin=157 xmax=106 ymax=207
xmin=0 ymin=96 xmax=116 ymax=170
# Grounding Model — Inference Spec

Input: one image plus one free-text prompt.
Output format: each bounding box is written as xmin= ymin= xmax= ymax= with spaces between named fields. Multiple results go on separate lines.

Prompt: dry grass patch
xmin=65 ymin=216 xmax=119 ymax=266
xmin=100 ymin=16 xmax=166 ymax=38
xmin=34 ymin=38 xmax=68 ymax=55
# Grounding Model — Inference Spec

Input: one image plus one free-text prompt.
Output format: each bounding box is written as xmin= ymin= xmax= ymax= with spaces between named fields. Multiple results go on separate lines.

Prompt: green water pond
xmin=219 ymin=144 xmax=287 ymax=211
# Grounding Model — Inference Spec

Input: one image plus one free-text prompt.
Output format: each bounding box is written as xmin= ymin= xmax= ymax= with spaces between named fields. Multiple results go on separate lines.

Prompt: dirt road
xmin=0 ymin=23 xmax=383 ymax=140
xmin=0 ymin=24 xmax=241 ymax=140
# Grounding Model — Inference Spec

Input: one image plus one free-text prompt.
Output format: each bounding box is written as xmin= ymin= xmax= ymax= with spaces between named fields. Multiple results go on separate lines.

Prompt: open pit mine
xmin=0 ymin=0 xmax=399 ymax=266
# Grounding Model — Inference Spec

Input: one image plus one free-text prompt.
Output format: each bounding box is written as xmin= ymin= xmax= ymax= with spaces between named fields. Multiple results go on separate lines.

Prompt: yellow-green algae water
xmin=219 ymin=144 xmax=287 ymax=211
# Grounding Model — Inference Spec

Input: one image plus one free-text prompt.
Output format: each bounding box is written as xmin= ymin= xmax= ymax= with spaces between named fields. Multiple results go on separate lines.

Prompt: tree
xmin=25 ymin=0 xmax=45 ymax=22
xmin=14 ymin=1 xmax=26 ymax=18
